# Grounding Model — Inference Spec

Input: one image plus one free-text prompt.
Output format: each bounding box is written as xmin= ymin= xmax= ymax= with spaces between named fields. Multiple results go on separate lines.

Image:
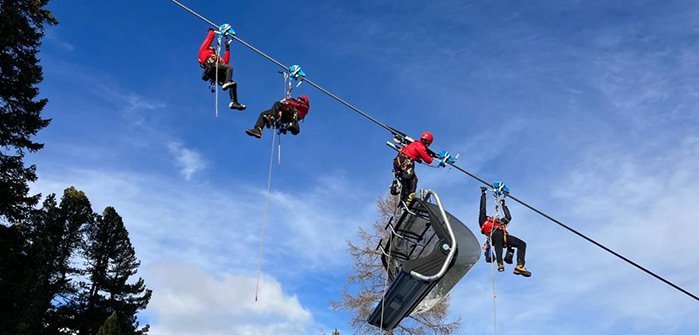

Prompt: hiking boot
xmin=229 ymin=101 xmax=246 ymax=110
xmin=484 ymin=248 xmax=493 ymax=263
xmin=504 ymin=249 xmax=514 ymax=264
xmin=389 ymin=180 xmax=400 ymax=195
xmin=513 ymin=264 xmax=531 ymax=277
xmin=222 ymin=81 xmax=235 ymax=90
xmin=497 ymin=262 xmax=504 ymax=272
xmin=406 ymin=192 xmax=415 ymax=205
xmin=245 ymin=127 xmax=262 ymax=139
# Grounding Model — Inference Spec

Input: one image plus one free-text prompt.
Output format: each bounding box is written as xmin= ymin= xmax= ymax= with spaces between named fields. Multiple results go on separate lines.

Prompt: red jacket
xmin=481 ymin=217 xmax=502 ymax=235
xmin=280 ymin=98 xmax=310 ymax=120
xmin=400 ymin=140 xmax=433 ymax=164
xmin=198 ymin=29 xmax=230 ymax=65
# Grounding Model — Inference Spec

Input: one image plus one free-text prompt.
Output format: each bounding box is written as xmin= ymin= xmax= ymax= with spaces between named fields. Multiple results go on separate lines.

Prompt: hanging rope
xmin=168 ymin=0 xmax=698 ymax=302
xmin=214 ymin=37 xmax=221 ymax=118
xmin=489 ymin=233 xmax=497 ymax=335
xmin=254 ymin=129 xmax=278 ymax=301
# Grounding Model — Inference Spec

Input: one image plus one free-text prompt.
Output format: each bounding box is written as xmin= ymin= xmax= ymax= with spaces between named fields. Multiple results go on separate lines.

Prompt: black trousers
xmin=253 ymin=102 xmax=300 ymax=135
xmin=491 ymin=229 xmax=526 ymax=266
xmin=393 ymin=155 xmax=417 ymax=202
xmin=204 ymin=62 xmax=233 ymax=83
xmin=203 ymin=63 xmax=238 ymax=103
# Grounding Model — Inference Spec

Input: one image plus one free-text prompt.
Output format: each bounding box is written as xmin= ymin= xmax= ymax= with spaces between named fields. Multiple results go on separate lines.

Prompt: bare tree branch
xmin=331 ymin=194 xmax=461 ymax=335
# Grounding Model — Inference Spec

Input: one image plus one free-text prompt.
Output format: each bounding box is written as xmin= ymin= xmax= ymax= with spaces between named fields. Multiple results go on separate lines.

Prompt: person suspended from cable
xmin=390 ymin=131 xmax=435 ymax=207
xmin=479 ymin=182 xmax=531 ymax=277
xmin=198 ymin=24 xmax=246 ymax=110
xmin=245 ymin=95 xmax=310 ymax=139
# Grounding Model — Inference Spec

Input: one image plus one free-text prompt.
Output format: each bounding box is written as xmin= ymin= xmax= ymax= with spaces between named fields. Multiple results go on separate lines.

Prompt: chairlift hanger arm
xmin=409 ymin=190 xmax=456 ymax=282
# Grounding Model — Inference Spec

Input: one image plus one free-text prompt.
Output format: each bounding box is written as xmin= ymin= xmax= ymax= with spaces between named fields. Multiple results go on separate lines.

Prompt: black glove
xmin=480 ymin=186 xmax=487 ymax=193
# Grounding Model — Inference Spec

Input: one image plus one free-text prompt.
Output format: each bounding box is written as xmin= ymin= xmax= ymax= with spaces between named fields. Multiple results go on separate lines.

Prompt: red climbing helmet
xmin=420 ymin=131 xmax=433 ymax=145
xmin=298 ymin=95 xmax=310 ymax=105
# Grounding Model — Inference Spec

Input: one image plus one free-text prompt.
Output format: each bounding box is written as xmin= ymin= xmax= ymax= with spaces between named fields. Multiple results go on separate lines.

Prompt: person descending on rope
xmin=245 ymin=95 xmax=310 ymax=138
xmin=479 ymin=185 xmax=531 ymax=277
xmin=198 ymin=25 xmax=246 ymax=110
xmin=390 ymin=131 xmax=434 ymax=206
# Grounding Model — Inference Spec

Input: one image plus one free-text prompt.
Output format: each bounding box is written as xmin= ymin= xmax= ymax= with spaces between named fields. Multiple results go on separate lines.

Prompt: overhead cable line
xmin=168 ymin=0 xmax=399 ymax=136
xmin=168 ymin=0 xmax=698 ymax=302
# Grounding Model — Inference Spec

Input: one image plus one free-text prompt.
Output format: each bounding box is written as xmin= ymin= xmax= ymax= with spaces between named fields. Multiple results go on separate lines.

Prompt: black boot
xmin=514 ymin=264 xmax=531 ymax=277
xmin=389 ymin=179 xmax=400 ymax=195
xmin=229 ymin=101 xmax=246 ymax=110
xmin=245 ymin=127 xmax=262 ymax=139
xmin=504 ymin=249 xmax=514 ymax=264
xmin=229 ymin=83 xmax=246 ymax=110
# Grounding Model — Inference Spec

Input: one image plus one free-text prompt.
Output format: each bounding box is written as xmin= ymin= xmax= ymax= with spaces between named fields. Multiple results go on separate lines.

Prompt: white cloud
xmin=31 ymin=163 xmax=374 ymax=333
xmin=446 ymin=134 xmax=699 ymax=334
xmin=44 ymin=29 xmax=75 ymax=52
xmin=148 ymin=262 xmax=312 ymax=335
xmin=167 ymin=142 xmax=206 ymax=180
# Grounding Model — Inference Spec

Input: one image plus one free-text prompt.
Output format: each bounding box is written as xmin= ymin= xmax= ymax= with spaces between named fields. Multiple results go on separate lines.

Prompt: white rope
xmin=214 ymin=40 xmax=221 ymax=118
xmin=489 ymin=230 xmax=498 ymax=335
xmin=254 ymin=129 xmax=278 ymax=301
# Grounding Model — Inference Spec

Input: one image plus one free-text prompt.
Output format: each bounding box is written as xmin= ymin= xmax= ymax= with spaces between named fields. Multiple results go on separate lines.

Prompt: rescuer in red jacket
xmin=390 ymin=132 xmax=435 ymax=205
xmin=245 ymin=96 xmax=310 ymax=138
xmin=479 ymin=186 xmax=531 ymax=277
xmin=198 ymin=27 xmax=246 ymax=110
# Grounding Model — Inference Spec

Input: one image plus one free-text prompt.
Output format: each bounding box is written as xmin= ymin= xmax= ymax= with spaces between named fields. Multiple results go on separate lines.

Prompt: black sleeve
xmin=501 ymin=200 xmax=512 ymax=224
xmin=479 ymin=191 xmax=487 ymax=228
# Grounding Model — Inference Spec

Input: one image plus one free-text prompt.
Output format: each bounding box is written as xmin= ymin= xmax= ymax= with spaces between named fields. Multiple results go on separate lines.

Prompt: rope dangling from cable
xmin=214 ymin=35 xmax=222 ymax=118
xmin=489 ymin=230 xmax=498 ymax=335
xmin=254 ymin=129 xmax=278 ymax=301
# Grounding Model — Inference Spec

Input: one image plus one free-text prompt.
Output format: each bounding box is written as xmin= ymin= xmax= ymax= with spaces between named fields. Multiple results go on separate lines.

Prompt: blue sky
xmin=29 ymin=0 xmax=699 ymax=334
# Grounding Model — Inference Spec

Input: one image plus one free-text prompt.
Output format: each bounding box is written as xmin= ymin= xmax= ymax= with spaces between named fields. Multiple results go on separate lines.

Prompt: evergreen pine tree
xmin=3 ymin=187 xmax=94 ymax=335
xmin=78 ymin=206 xmax=152 ymax=334
xmin=97 ymin=312 xmax=123 ymax=335
xmin=0 ymin=0 xmax=56 ymax=223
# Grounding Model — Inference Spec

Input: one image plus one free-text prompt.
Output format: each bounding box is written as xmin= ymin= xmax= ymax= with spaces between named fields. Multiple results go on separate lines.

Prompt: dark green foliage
xmin=0 ymin=0 xmax=56 ymax=223
xmin=0 ymin=224 xmax=30 ymax=334
xmin=77 ymin=207 xmax=152 ymax=334
xmin=97 ymin=312 xmax=123 ymax=335
xmin=0 ymin=188 xmax=151 ymax=335
xmin=0 ymin=187 xmax=94 ymax=335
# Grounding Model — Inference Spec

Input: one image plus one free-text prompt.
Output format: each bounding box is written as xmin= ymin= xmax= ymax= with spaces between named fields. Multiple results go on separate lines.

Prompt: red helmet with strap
xmin=420 ymin=131 xmax=433 ymax=145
